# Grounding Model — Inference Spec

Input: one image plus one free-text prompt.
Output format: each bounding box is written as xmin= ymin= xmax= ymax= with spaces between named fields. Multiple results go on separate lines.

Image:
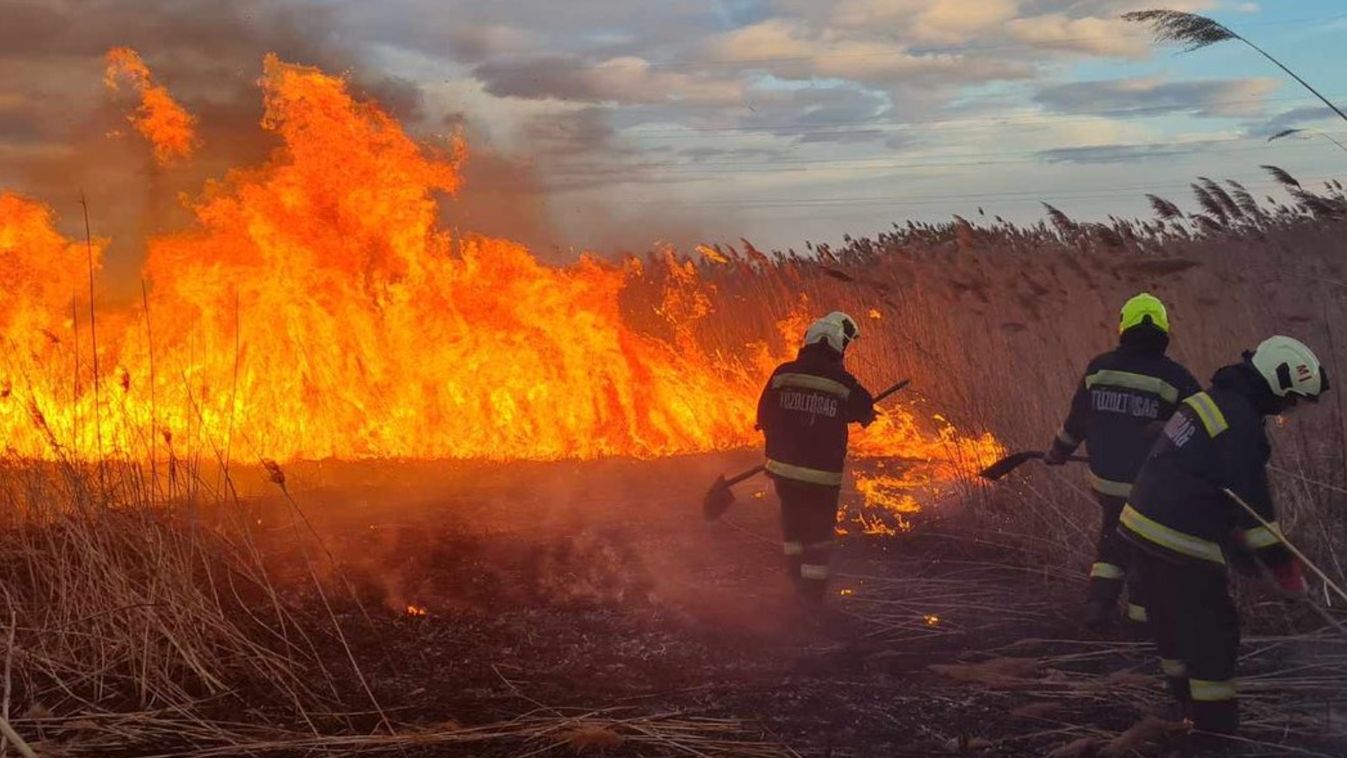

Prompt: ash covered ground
xmin=239 ymin=454 xmax=1346 ymax=757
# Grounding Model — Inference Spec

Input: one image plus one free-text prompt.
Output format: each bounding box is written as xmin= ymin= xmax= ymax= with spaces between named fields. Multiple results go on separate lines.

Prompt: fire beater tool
xmin=979 ymin=451 xmax=1089 ymax=481
xmin=702 ymin=379 xmax=911 ymax=521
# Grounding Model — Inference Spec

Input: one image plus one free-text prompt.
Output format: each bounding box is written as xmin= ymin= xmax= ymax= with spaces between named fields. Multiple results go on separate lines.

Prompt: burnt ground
xmin=243 ymin=454 xmax=1347 ymax=757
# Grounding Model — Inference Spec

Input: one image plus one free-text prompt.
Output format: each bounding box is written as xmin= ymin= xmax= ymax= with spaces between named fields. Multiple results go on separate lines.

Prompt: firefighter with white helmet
xmin=756 ymin=311 xmax=875 ymax=604
xmin=1121 ymin=336 xmax=1331 ymax=740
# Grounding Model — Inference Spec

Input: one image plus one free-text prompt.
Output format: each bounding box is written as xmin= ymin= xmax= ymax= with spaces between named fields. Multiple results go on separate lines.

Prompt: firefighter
xmin=1044 ymin=293 xmax=1202 ymax=628
xmin=1120 ymin=336 xmax=1329 ymax=739
xmin=756 ymin=312 xmax=876 ymax=604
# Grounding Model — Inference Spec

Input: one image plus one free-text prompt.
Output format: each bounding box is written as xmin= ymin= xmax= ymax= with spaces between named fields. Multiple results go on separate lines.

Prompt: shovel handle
xmin=873 ymin=378 xmax=911 ymax=403
xmin=725 ymin=465 xmax=766 ymax=488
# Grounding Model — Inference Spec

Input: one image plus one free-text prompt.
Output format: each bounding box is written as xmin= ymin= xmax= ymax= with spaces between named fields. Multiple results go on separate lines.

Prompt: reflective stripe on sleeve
xmin=771 ymin=373 xmax=852 ymax=399
xmin=800 ymin=564 xmax=831 ymax=580
xmin=1085 ymin=370 xmax=1181 ymax=403
xmin=1127 ymin=603 xmax=1149 ymax=623
xmin=1184 ymin=392 xmax=1230 ymax=437
xmin=1090 ymin=562 xmax=1125 ymax=580
xmin=1161 ymin=659 xmax=1188 ymax=678
xmin=1120 ymin=505 xmax=1226 ymax=565
xmin=765 ymin=459 xmax=844 ymax=486
xmin=1242 ymin=522 xmax=1284 ymax=550
xmin=1190 ymin=678 xmax=1237 ymax=702
xmin=783 ymin=542 xmax=804 ymax=556
xmin=804 ymin=539 xmax=837 ymax=553
xmin=1089 ymin=473 xmax=1133 ymax=497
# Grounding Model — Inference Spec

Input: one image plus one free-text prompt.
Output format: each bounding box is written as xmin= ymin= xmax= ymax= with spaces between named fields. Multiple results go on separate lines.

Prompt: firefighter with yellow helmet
xmin=756 ymin=312 xmax=876 ymax=604
xmin=1045 ymin=293 xmax=1202 ymax=628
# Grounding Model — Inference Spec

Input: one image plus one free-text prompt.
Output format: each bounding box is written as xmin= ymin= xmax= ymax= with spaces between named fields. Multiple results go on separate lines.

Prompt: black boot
xmin=1165 ymin=676 xmax=1193 ymax=722
xmin=1084 ymin=576 xmax=1123 ymax=630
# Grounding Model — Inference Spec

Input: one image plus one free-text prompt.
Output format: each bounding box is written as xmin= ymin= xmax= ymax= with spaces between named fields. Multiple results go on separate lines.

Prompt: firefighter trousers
xmin=773 ymin=476 xmax=841 ymax=604
xmin=1134 ymin=549 xmax=1240 ymax=735
xmin=1089 ymin=493 xmax=1146 ymax=621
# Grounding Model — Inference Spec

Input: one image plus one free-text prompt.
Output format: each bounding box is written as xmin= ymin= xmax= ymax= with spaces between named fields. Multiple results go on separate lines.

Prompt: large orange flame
xmin=104 ymin=47 xmax=199 ymax=166
xmin=0 ymin=54 xmax=1001 ymax=513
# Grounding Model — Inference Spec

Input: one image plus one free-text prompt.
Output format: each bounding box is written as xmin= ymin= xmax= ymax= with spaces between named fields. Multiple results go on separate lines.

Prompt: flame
xmin=405 ymin=604 xmax=427 ymax=617
xmin=0 ymin=53 xmax=1001 ymax=520
xmin=104 ymin=47 xmax=198 ymax=165
xmin=924 ymin=614 xmax=940 ymax=627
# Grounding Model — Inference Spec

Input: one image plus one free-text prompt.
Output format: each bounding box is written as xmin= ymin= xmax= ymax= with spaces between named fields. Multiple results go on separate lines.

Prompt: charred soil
xmin=243 ymin=455 xmax=1347 ymax=757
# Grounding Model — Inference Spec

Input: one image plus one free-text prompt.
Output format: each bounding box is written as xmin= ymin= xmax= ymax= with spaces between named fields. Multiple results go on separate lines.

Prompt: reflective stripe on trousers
xmin=800 ymin=564 xmax=830 ymax=581
xmin=1088 ymin=473 xmax=1133 ymax=497
xmin=1190 ymin=678 xmax=1236 ymax=702
xmin=1090 ymin=562 xmax=1125 ymax=580
xmin=1161 ymin=658 xmax=1188 ymax=677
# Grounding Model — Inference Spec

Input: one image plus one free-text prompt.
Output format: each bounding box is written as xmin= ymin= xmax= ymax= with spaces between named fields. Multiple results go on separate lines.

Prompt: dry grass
xmin=0 ymin=452 xmax=791 ymax=756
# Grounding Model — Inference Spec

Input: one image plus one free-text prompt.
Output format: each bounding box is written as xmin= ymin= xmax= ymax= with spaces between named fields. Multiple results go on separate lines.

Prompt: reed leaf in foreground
xmin=1124 ymin=10 xmax=1347 ymax=125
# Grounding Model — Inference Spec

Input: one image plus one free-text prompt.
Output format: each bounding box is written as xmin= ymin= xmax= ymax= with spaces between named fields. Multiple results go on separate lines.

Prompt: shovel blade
xmin=978 ymin=451 xmax=1043 ymax=481
xmin=702 ymin=475 xmax=737 ymax=521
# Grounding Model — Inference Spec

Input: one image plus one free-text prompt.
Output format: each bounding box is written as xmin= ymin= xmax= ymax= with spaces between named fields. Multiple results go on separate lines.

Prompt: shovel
xmin=702 ymin=378 xmax=911 ymax=521
xmin=979 ymin=450 xmax=1088 ymax=481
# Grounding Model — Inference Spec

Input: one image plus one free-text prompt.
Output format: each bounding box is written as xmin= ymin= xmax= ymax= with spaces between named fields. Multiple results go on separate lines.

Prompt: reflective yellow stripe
xmin=1184 ymin=392 xmax=1229 ymax=437
xmin=1161 ymin=659 xmax=1188 ymax=677
xmin=1090 ymin=562 xmax=1125 ymax=580
xmin=766 ymin=459 xmax=844 ymax=486
xmin=800 ymin=564 xmax=831 ymax=580
xmin=783 ymin=542 xmax=803 ymax=556
xmin=1127 ymin=603 xmax=1148 ymax=623
xmin=771 ymin=373 xmax=851 ymax=399
xmin=1120 ymin=505 xmax=1226 ymax=565
xmin=1190 ymin=678 xmax=1236 ymax=702
xmin=1089 ymin=473 xmax=1133 ymax=497
xmin=804 ymin=539 xmax=837 ymax=553
xmin=1085 ymin=370 xmax=1180 ymax=403
xmin=1056 ymin=426 xmax=1079 ymax=447
xmin=1242 ymin=522 xmax=1284 ymax=549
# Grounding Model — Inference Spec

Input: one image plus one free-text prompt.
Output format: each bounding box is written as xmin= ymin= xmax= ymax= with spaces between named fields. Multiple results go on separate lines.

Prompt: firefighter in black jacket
xmin=1121 ymin=336 xmax=1329 ymax=738
xmin=1045 ymin=293 xmax=1202 ymax=628
xmin=757 ymin=312 xmax=876 ymax=604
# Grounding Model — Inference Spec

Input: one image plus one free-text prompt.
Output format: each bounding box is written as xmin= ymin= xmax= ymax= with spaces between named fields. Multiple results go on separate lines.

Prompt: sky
xmin=2 ymin=0 xmax=1345 ymax=279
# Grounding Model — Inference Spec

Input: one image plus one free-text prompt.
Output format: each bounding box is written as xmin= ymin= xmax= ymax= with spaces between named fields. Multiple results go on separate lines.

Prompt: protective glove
xmin=1271 ymin=558 xmax=1307 ymax=596
xmin=1042 ymin=443 xmax=1069 ymax=466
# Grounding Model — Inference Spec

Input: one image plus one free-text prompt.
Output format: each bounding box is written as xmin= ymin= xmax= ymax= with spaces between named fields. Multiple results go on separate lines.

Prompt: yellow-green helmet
xmin=1119 ymin=293 xmax=1169 ymax=335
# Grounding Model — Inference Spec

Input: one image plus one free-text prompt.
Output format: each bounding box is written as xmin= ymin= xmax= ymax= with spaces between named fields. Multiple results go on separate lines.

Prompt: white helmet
xmin=1250 ymin=336 xmax=1329 ymax=400
xmin=804 ymin=311 xmax=860 ymax=353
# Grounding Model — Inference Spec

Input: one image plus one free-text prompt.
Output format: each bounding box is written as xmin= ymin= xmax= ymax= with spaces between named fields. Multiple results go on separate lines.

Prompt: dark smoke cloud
xmin=0 ymin=0 xmax=743 ymax=289
xmin=0 ymin=0 xmax=361 ymax=300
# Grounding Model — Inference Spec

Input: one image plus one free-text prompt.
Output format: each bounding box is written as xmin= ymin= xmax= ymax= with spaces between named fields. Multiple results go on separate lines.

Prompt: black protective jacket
xmin=756 ymin=342 xmax=876 ymax=487
xmin=1120 ymin=363 xmax=1294 ymax=570
xmin=1051 ymin=328 xmax=1201 ymax=497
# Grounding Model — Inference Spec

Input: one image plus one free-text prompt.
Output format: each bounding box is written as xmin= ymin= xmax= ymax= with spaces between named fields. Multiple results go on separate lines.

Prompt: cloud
xmin=1037 ymin=140 xmax=1226 ymax=164
xmin=1246 ymin=104 xmax=1345 ymax=138
xmin=474 ymin=55 xmax=745 ymax=106
xmin=1035 ymin=76 xmax=1280 ymax=119
xmin=705 ymin=18 xmax=1034 ymax=87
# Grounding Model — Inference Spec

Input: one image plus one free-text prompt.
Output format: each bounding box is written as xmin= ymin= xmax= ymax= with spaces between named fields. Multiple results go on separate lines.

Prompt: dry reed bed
xmin=635 ymin=166 xmax=1347 ymax=588
xmin=0 ymin=458 xmax=789 ymax=756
